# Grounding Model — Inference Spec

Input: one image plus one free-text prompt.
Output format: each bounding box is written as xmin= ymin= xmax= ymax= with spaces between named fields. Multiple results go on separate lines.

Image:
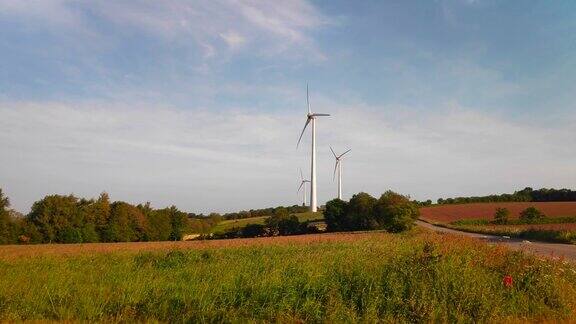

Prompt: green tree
xmin=494 ymin=208 xmax=510 ymax=224
xmin=273 ymin=207 xmax=289 ymax=218
xmin=167 ymin=206 xmax=189 ymax=241
xmin=81 ymin=223 xmax=100 ymax=242
xmin=145 ymin=207 xmax=172 ymax=241
xmin=265 ymin=213 xmax=301 ymax=235
xmin=241 ymin=223 xmax=266 ymax=237
xmin=323 ymin=199 xmax=349 ymax=231
xmin=208 ymin=213 xmax=223 ymax=224
xmin=346 ymin=192 xmax=377 ymax=230
xmin=0 ymin=188 xmax=18 ymax=244
xmin=374 ymin=191 xmax=420 ymax=232
xmin=27 ymin=195 xmax=80 ymax=243
xmin=89 ymin=192 xmax=111 ymax=239
xmin=519 ymin=207 xmax=545 ymax=224
xmin=104 ymin=202 xmax=149 ymax=242
xmin=277 ymin=215 xmax=301 ymax=236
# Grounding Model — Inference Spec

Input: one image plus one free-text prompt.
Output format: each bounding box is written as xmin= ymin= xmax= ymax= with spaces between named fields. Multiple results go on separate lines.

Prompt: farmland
xmin=420 ymin=202 xmax=576 ymax=244
xmin=420 ymin=202 xmax=576 ymax=224
xmin=2 ymin=229 xmax=576 ymax=322
xmin=442 ymin=223 xmax=576 ymax=244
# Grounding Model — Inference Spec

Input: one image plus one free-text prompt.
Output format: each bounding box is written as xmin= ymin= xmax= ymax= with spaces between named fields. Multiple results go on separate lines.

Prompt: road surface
xmin=416 ymin=220 xmax=576 ymax=262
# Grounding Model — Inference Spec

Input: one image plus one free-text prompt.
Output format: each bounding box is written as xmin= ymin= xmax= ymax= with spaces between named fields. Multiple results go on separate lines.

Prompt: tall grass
xmin=1 ymin=230 xmax=576 ymax=321
xmin=445 ymin=223 xmax=576 ymax=244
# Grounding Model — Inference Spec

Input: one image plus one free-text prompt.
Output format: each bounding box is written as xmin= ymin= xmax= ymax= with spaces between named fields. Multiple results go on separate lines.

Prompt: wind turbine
xmin=297 ymin=84 xmax=330 ymax=212
xmin=331 ymin=146 xmax=351 ymax=200
xmin=297 ymin=168 xmax=310 ymax=207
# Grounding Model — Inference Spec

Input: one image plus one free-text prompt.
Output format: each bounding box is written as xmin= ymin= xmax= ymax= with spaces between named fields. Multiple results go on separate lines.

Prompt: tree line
xmin=324 ymin=191 xmax=420 ymax=233
xmin=436 ymin=187 xmax=576 ymax=205
xmin=213 ymin=209 xmax=319 ymax=239
xmin=222 ymin=205 xmax=309 ymax=220
xmin=214 ymin=190 xmax=420 ymax=239
xmin=1 ymin=188 xmax=420 ymax=244
xmin=0 ymin=188 xmax=332 ymax=245
xmin=0 ymin=189 xmax=220 ymax=244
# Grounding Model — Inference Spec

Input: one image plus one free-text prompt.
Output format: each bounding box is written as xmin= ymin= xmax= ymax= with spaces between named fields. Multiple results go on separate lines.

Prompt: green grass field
xmin=211 ymin=212 xmax=324 ymax=233
xmin=211 ymin=215 xmax=269 ymax=233
xmin=1 ymin=229 xmax=576 ymax=322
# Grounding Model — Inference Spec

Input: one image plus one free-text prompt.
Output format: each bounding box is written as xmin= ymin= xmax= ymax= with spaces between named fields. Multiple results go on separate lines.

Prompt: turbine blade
xmin=311 ymin=113 xmax=330 ymax=117
xmin=296 ymin=118 xmax=311 ymax=148
xmin=307 ymin=84 xmax=311 ymax=115
xmin=300 ymin=168 xmax=304 ymax=181
xmin=333 ymin=161 xmax=339 ymax=181
xmin=339 ymin=149 xmax=351 ymax=158
xmin=330 ymin=146 xmax=337 ymax=158
xmin=298 ymin=181 xmax=304 ymax=192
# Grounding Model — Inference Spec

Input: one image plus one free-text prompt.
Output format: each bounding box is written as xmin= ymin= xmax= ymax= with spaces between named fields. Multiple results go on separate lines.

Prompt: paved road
xmin=416 ymin=220 xmax=576 ymax=262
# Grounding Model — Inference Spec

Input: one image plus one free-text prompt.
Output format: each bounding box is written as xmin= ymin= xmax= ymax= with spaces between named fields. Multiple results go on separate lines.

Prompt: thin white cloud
xmin=1 ymin=99 xmax=575 ymax=214
xmin=219 ymin=31 xmax=246 ymax=50
xmin=0 ymin=0 xmax=329 ymax=59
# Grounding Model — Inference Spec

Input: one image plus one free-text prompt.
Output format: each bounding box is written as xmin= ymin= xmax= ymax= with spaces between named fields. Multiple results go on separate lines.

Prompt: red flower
xmin=503 ymin=275 xmax=513 ymax=288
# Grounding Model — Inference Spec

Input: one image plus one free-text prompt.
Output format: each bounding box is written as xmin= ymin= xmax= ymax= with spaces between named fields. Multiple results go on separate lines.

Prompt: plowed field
xmin=420 ymin=202 xmax=576 ymax=223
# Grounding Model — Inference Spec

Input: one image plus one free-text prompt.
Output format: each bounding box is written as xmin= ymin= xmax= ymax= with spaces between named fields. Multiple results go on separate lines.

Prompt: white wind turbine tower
xmin=298 ymin=168 xmax=310 ymax=207
xmin=331 ymin=146 xmax=351 ymax=200
xmin=297 ymin=84 xmax=330 ymax=212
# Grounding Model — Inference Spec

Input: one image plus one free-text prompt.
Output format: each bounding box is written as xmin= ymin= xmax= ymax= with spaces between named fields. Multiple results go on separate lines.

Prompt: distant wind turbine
xmin=297 ymin=84 xmax=330 ymax=212
xmin=330 ymin=146 xmax=351 ymax=200
xmin=297 ymin=168 xmax=310 ymax=207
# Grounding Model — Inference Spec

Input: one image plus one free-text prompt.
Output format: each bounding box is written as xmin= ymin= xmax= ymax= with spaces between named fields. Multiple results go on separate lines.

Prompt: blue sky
xmin=1 ymin=0 xmax=575 ymax=213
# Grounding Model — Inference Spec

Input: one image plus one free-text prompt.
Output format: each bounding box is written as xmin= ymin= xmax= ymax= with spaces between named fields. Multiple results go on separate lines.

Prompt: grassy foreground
xmin=1 ymin=230 xmax=576 ymax=322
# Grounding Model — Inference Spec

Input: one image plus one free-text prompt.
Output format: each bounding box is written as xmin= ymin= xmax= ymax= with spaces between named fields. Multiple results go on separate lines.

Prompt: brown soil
xmin=420 ymin=202 xmax=576 ymax=223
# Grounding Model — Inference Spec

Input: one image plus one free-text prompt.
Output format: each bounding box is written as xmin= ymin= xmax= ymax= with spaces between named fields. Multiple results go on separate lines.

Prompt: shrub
xmin=519 ymin=207 xmax=545 ymax=223
xmin=241 ymin=224 xmax=266 ymax=238
xmin=265 ymin=214 xmax=301 ymax=236
xmin=277 ymin=216 xmax=301 ymax=236
xmin=374 ymin=191 xmax=420 ymax=232
xmin=346 ymin=192 xmax=378 ymax=230
xmin=324 ymin=199 xmax=349 ymax=231
xmin=325 ymin=191 xmax=418 ymax=233
xmin=494 ymin=208 xmax=510 ymax=224
xmin=451 ymin=219 xmax=490 ymax=226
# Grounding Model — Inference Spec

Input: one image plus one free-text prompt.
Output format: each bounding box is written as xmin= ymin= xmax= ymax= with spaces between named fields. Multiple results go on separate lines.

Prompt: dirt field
xmin=0 ymin=231 xmax=381 ymax=260
xmin=420 ymin=202 xmax=576 ymax=223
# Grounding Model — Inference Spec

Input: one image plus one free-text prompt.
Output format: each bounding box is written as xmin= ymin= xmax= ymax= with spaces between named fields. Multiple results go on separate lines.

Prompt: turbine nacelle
xmin=296 ymin=84 xmax=331 ymax=212
xmin=330 ymin=146 xmax=351 ymax=181
xmin=298 ymin=168 xmax=310 ymax=192
xmin=297 ymin=85 xmax=330 ymax=148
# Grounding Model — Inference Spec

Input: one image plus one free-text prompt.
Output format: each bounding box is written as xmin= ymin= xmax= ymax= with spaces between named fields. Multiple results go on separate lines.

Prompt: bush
xmin=277 ymin=216 xmax=301 ymax=235
xmin=325 ymin=191 xmax=418 ymax=233
xmin=324 ymin=199 xmax=349 ymax=231
xmin=494 ymin=208 xmax=510 ymax=224
xmin=451 ymin=219 xmax=490 ymax=226
xmin=374 ymin=191 xmax=420 ymax=232
xmin=265 ymin=214 xmax=302 ymax=236
xmin=519 ymin=207 xmax=545 ymax=223
xmin=346 ymin=192 xmax=378 ymax=230
xmin=241 ymin=224 xmax=266 ymax=238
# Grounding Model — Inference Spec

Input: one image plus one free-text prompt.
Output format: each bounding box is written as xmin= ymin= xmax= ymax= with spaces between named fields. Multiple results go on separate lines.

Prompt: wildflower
xmin=503 ymin=275 xmax=513 ymax=288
